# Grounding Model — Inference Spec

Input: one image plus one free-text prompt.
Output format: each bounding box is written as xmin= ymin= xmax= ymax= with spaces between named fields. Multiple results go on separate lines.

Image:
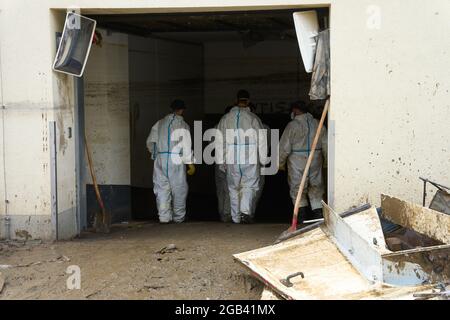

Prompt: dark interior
xmin=86 ymin=9 xmax=329 ymax=224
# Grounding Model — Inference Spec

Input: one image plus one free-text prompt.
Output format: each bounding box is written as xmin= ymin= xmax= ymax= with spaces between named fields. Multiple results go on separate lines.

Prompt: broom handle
xmin=84 ymin=134 xmax=106 ymax=219
xmin=291 ymin=99 xmax=330 ymax=226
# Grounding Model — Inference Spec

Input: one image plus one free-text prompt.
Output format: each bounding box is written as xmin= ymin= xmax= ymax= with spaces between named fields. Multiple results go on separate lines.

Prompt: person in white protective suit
xmin=249 ymin=102 xmax=270 ymax=217
xmin=217 ymin=90 xmax=267 ymax=224
xmin=215 ymin=106 xmax=233 ymax=222
xmin=279 ymin=100 xmax=325 ymax=223
xmin=146 ymin=99 xmax=196 ymax=224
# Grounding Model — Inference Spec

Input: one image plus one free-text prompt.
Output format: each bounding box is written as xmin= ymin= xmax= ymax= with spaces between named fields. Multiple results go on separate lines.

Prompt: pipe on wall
xmin=0 ymin=11 xmax=10 ymax=240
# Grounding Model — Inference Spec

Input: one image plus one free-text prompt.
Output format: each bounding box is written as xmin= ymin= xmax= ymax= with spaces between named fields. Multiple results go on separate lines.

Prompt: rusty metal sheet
xmin=382 ymin=245 xmax=450 ymax=286
xmin=260 ymin=287 xmax=282 ymax=300
xmin=381 ymin=194 xmax=450 ymax=243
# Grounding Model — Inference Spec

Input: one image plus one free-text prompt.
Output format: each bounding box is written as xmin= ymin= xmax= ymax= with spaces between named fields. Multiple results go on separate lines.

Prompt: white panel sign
xmin=293 ymin=11 xmax=319 ymax=73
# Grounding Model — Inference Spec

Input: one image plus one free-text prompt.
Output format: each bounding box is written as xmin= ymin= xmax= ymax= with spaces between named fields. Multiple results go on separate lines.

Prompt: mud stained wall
xmin=204 ymin=40 xmax=306 ymax=115
xmin=0 ymin=37 xmax=4 ymax=220
xmin=329 ymin=0 xmax=450 ymax=211
xmin=0 ymin=2 xmax=59 ymax=240
xmin=84 ymin=31 xmax=130 ymax=185
xmin=83 ymin=30 xmax=131 ymax=224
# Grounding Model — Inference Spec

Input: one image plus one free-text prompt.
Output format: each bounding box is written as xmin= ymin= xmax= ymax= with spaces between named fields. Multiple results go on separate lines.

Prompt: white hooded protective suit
xmin=146 ymin=113 xmax=193 ymax=223
xmin=279 ymin=113 xmax=324 ymax=210
xmin=217 ymin=106 xmax=266 ymax=223
xmin=215 ymin=164 xmax=231 ymax=222
xmin=252 ymin=123 xmax=270 ymax=216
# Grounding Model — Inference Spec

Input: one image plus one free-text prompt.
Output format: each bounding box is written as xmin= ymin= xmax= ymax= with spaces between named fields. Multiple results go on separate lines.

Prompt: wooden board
xmin=235 ymin=226 xmax=377 ymax=299
xmin=260 ymin=287 xmax=282 ymax=300
xmin=235 ymin=206 xmax=443 ymax=300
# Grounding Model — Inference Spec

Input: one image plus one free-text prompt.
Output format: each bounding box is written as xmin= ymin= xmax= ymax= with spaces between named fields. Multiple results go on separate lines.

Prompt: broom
xmin=280 ymin=99 xmax=329 ymax=237
xmin=84 ymin=133 xmax=111 ymax=233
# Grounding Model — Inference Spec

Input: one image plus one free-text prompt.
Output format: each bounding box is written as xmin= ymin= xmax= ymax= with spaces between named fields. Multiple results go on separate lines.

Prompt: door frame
xmin=73 ymin=4 xmax=334 ymax=230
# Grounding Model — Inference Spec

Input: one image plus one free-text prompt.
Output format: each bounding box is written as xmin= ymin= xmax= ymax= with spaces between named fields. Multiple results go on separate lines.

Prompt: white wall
xmin=83 ymin=30 xmax=130 ymax=186
xmin=329 ymin=0 xmax=450 ymax=210
xmin=0 ymin=2 xmax=61 ymax=239
xmin=204 ymin=40 xmax=306 ymax=114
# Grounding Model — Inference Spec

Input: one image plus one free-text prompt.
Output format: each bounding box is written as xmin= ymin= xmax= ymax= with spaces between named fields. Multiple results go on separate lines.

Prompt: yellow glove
xmin=187 ymin=164 xmax=196 ymax=176
xmin=278 ymin=163 xmax=286 ymax=172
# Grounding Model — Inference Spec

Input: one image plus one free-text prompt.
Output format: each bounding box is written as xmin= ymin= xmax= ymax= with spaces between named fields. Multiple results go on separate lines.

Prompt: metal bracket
xmin=280 ymin=272 xmax=304 ymax=287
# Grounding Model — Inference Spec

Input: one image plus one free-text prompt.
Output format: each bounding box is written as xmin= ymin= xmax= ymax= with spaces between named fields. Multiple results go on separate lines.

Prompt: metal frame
xmin=74 ymin=77 xmax=87 ymax=233
xmin=49 ymin=121 xmax=59 ymax=240
xmin=420 ymin=176 xmax=450 ymax=206
xmin=322 ymin=202 xmax=383 ymax=283
xmin=68 ymin=5 xmax=335 ymax=229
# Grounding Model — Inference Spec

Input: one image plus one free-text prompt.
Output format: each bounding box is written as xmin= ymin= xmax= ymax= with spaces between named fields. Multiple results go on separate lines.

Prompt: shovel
xmin=279 ymin=99 xmax=329 ymax=239
xmin=85 ymin=133 xmax=111 ymax=233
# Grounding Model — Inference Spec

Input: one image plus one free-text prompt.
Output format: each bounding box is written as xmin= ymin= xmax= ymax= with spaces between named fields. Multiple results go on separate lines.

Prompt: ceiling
xmin=88 ymin=9 xmax=329 ymax=42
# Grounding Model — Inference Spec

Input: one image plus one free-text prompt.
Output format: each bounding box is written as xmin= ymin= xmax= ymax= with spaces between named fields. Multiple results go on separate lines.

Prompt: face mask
xmin=290 ymin=112 xmax=295 ymax=120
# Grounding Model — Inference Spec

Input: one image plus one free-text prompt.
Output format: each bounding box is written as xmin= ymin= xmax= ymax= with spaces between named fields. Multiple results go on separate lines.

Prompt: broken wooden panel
xmin=260 ymin=287 xmax=282 ymax=300
xmin=235 ymin=201 xmax=449 ymax=299
xmin=382 ymin=245 xmax=450 ymax=286
xmin=234 ymin=226 xmax=379 ymax=299
xmin=381 ymin=194 xmax=450 ymax=243
xmin=322 ymin=203 xmax=384 ymax=283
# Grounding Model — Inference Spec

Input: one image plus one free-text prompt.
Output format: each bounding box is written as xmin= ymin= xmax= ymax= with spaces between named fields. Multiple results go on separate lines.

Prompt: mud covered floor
xmin=0 ymin=222 xmax=286 ymax=300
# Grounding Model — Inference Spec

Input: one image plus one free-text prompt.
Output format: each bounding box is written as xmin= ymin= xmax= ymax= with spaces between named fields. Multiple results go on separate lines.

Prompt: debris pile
xmin=234 ymin=192 xmax=450 ymax=300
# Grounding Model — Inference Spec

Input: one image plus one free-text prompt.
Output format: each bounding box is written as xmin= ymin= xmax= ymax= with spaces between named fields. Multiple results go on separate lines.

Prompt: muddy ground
xmin=0 ymin=222 xmax=286 ymax=300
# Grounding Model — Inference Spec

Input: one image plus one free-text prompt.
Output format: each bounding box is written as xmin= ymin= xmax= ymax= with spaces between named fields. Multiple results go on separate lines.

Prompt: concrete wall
xmin=0 ymin=0 xmax=449 ymax=239
xmin=0 ymin=3 xmax=71 ymax=240
xmin=83 ymin=29 xmax=131 ymax=225
xmin=84 ymin=30 xmax=130 ymax=186
xmin=328 ymin=0 xmax=450 ymax=210
xmin=204 ymin=40 xmax=306 ymax=114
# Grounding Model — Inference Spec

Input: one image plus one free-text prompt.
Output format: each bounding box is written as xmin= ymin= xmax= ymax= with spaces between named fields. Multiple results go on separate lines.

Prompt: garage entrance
xmin=79 ymin=9 xmax=329 ymax=227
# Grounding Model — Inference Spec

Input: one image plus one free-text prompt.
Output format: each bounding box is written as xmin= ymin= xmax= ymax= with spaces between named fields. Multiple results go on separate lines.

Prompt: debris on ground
xmin=0 ymin=255 xmax=70 ymax=269
xmin=0 ymin=272 xmax=5 ymax=294
xmin=156 ymin=244 xmax=179 ymax=254
xmin=234 ymin=193 xmax=450 ymax=300
xmin=0 ymin=222 xmax=278 ymax=299
xmin=15 ymin=230 xmax=32 ymax=242
xmin=142 ymin=284 xmax=167 ymax=291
